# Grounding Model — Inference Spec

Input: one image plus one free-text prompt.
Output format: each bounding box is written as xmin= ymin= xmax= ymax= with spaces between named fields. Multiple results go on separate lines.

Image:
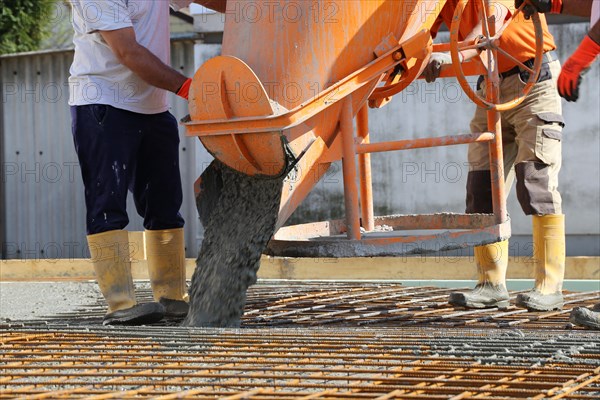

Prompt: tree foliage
xmin=0 ymin=0 xmax=57 ymax=55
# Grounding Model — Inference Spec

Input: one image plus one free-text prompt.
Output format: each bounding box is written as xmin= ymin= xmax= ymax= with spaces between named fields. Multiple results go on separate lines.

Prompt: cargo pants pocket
xmin=534 ymin=112 xmax=564 ymax=166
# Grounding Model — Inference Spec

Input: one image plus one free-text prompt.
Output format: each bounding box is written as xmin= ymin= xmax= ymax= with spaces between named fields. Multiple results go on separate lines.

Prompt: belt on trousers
xmin=499 ymin=51 xmax=557 ymax=79
xmin=476 ymin=51 xmax=557 ymax=90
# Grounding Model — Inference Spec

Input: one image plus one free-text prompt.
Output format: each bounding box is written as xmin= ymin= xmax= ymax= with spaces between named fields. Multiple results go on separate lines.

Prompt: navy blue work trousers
xmin=71 ymin=104 xmax=185 ymax=235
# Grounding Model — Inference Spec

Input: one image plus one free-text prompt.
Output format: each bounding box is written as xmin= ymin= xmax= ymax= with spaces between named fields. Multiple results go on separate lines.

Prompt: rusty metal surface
xmin=7 ymin=282 xmax=599 ymax=330
xmin=1 ymin=325 xmax=599 ymax=399
xmin=1 ymin=282 xmax=599 ymax=398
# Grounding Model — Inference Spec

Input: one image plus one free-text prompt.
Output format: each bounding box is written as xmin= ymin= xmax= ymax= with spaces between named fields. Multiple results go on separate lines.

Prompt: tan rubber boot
xmin=516 ymin=215 xmax=565 ymax=311
xmin=145 ymin=228 xmax=189 ymax=318
xmin=87 ymin=230 xmax=165 ymax=325
xmin=449 ymin=240 xmax=510 ymax=309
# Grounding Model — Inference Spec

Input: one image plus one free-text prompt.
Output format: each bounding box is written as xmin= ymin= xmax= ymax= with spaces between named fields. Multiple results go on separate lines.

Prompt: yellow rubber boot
xmin=449 ymin=240 xmax=510 ymax=309
xmin=145 ymin=228 xmax=189 ymax=318
xmin=87 ymin=230 xmax=164 ymax=325
xmin=516 ymin=215 xmax=565 ymax=311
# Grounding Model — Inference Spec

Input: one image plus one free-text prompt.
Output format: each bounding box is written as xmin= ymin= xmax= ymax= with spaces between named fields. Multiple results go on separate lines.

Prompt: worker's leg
xmin=87 ymin=230 xmax=165 ymax=325
xmin=449 ymin=239 xmax=510 ymax=308
xmin=145 ymin=228 xmax=189 ymax=318
xmin=504 ymin=60 xmax=566 ymax=311
xmin=131 ymin=111 xmax=184 ymax=231
xmin=71 ymin=105 xmax=141 ymax=234
xmin=131 ymin=111 xmax=188 ymax=317
xmin=449 ymin=95 xmax=517 ymax=309
xmin=464 ymin=117 xmax=518 ymax=215
xmin=71 ymin=105 xmax=165 ymax=325
xmin=518 ymin=214 xmax=565 ymax=311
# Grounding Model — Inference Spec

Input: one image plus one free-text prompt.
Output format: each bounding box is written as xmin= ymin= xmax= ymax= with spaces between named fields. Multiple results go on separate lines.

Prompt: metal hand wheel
xmin=450 ymin=0 xmax=545 ymax=111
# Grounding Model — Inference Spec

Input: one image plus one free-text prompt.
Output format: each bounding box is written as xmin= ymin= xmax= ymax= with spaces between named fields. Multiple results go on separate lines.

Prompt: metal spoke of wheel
xmin=479 ymin=0 xmax=492 ymax=41
xmin=458 ymin=42 xmax=488 ymax=52
xmin=495 ymin=46 xmax=535 ymax=74
xmin=493 ymin=12 xmax=515 ymax=39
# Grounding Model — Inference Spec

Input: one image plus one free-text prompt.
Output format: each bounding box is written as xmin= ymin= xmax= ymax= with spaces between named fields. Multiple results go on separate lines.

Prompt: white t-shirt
xmin=68 ymin=0 xmax=191 ymax=114
xmin=592 ymin=1 xmax=600 ymax=26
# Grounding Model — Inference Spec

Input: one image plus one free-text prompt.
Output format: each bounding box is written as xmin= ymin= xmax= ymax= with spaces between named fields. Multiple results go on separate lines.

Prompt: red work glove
xmin=558 ymin=35 xmax=600 ymax=102
xmin=176 ymin=78 xmax=192 ymax=100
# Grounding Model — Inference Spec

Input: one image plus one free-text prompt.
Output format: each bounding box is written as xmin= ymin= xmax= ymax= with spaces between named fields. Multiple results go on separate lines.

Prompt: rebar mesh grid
xmin=38 ymin=283 xmax=600 ymax=330
xmin=3 ymin=283 xmax=599 ymax=398
xmin=1 ymin=326 xmax=599 ymax=399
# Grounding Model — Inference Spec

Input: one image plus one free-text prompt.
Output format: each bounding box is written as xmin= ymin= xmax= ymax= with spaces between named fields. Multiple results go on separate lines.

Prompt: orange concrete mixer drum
xmin=188 ymin=0 xmax=441 ymax=177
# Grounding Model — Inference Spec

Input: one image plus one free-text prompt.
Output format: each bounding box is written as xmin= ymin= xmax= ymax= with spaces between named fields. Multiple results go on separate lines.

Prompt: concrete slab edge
xmin=1 ymin=256 xmax=598 ymax=281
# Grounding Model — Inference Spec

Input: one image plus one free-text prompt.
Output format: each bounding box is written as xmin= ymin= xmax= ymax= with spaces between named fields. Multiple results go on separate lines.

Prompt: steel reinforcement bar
xmin=1 ymin=327 xmax=599 ymax=399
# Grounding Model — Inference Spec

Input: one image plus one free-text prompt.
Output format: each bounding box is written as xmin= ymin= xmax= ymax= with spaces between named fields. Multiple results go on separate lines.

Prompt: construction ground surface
xmin=1 ymin=280 xmax=599 ymax=399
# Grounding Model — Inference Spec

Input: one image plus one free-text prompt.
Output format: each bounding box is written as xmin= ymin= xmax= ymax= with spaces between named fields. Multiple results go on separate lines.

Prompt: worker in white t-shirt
xmin=68 ymin=0 xmax=225 ymax=325
xmin=516 ymin=0 xmax=599 ymax=330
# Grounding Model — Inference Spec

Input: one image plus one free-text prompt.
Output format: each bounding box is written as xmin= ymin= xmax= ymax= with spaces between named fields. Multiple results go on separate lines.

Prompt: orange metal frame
xmin=185 ymin=1 xmax=543 ymax=257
